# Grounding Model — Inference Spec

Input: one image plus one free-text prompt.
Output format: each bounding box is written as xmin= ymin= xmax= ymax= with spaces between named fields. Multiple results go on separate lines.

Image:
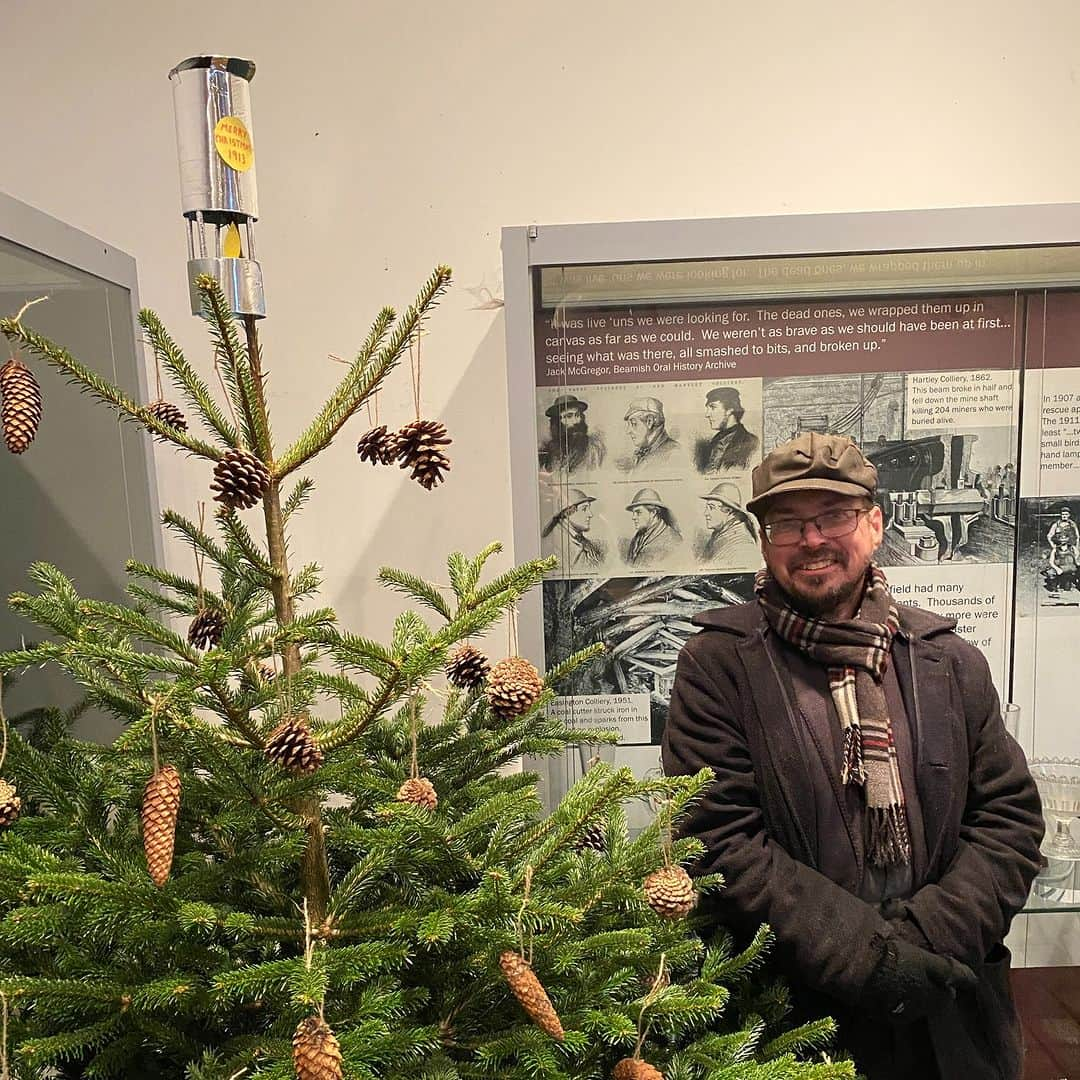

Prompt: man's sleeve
xmin=898 ymin=647 xmax=1044 ymax=967
xmin=663 ymin=639 xmax=892 ymax=1002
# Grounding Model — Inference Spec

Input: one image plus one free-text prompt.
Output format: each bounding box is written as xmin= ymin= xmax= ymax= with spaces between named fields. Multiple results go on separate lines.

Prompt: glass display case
xmin=0 ymin=192 xmax=161 ymax=739
xmin=502 ymin=206 xmax=1080 ymax=967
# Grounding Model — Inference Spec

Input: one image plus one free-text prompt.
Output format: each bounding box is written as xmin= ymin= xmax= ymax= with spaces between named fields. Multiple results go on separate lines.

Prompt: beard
xmin=781 ymin=549 xmax=871 ymax=620
xmin=552 ymin=421 xmax=590 ymax=468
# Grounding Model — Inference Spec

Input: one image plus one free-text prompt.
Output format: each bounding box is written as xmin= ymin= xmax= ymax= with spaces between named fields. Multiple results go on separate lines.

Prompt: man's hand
xmin=865 ymin=936 xmax=977 ymax=1021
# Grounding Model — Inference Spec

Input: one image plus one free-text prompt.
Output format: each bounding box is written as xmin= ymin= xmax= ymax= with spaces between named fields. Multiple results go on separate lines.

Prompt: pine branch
xmin=282 ymin=476 xmax=316 ymax=522
xmin=216 ymin=507 xmax=275 ymax=579
xmin=379 ymin=566 xmax=453 ymax=621
xmin=125 ymin=559 xmax=205 ymax=605
xmin=162 ymin=510 xmax=233 ymax=572
xmin=139 ymin=307 xmax=239 ymax=446
xmin=0 ymin=317 xmax=225 ymax=460
xmin=277 ymin=268 xmax=452 ymax=476
xmin=193 ymin=275 xmax=269 ymax=457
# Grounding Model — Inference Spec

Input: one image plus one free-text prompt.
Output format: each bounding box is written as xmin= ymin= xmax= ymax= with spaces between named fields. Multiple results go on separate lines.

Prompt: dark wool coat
xmin=662 ymin=602 xmax=1044 ymax=1080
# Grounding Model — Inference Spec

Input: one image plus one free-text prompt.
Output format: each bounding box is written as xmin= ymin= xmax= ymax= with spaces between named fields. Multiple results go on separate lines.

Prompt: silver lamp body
xmin=169 ymin=55 xmax=266 ymax=318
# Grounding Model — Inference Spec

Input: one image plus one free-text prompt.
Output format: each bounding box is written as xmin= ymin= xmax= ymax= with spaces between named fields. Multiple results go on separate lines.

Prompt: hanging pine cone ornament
xmin=0 ymin=357 xmax=42 ymax=454
xmin=486 ymin=657 xmax=545 ymax=720
xmin=395 ymin=419 xmax=451 ymax=490
xmin=445 ymin=643 xmax=491 ymax=690
xmin=293 ymin=1015 xmax=343 ymax=1080
xmin=397 ymin=776 xmax=438 ymax=810
xmin=643 ymin=865 xmax=697 ymax=919
xmin=265 ymin=715 xmax=324 ymax=775
xmin=187 ymin=606 xmax=226 ymax=650
xmin=575 ymin=822 xmax=606 ymax=853
xmin=141 ymin=765 xmax=181 ymax=887
xmin=498 ymin=950 xmax=565 ymax=1041
xmin=145 ymin=399 xmax=188 ymax=435
xmin=0 ymin=779 xmax=21 ymax=827
xmin=613 ymin=1058 xmax=665 ymax=1080
xmin=210 ymin=448 xmax=271 ymax=510
xmin=356 ymin=424 xmax=398 ymax=465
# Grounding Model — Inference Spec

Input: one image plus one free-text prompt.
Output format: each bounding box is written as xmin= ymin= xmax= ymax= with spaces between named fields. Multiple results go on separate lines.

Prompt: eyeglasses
xmin=762 ymin=507 xmax=871 ymax=547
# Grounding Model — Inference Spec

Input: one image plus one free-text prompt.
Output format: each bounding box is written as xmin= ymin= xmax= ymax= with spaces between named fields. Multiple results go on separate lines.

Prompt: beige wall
xmin=2 ymin=0 xmax=1080 ymax=641
xmin=3 ymin=0 xmax=1079 ymax=968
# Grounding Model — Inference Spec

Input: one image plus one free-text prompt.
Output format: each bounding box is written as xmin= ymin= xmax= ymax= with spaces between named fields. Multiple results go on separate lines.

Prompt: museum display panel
xmin=503 ymin=210 xmax=1080 ymax=948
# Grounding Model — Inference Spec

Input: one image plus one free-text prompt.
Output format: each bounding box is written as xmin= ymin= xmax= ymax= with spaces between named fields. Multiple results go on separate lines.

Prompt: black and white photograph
xmin=870 ymin=426 xmax=1017 ymax=566
xmin=762 ymin=370 xmax=906 ymax=455
xmin=543 ymin=573 xmax=757 ymax=744
xmin=1017 ymin=496 xmax=1080 ymax=614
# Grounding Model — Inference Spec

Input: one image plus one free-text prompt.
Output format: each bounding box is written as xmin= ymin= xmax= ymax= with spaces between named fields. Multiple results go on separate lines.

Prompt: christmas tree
xmin=0 ymin=84 xmax=854 ymax=1080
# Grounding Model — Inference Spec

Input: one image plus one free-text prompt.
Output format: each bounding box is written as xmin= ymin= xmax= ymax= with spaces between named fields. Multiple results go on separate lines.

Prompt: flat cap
xmin=746 ymin=432 xmax=877 ymax=516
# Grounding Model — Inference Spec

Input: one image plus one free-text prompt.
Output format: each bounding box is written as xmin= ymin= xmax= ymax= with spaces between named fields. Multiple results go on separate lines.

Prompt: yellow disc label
xmin=214 ymin=116 xmax=254 ymax=172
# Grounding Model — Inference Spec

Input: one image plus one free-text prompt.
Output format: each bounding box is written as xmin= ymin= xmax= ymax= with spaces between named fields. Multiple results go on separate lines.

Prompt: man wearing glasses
xmin=663 ymin=432 xmax=1042 ymax=1080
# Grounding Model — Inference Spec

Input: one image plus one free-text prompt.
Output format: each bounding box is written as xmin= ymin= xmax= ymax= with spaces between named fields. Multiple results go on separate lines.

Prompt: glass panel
xmin=526 ymin=248 xmax=1034 ymax=850
xmin=0 ymin=236 xmax=155 ymax=741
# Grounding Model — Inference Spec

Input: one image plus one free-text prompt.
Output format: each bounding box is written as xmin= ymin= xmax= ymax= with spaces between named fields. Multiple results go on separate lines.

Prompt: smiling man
xmin=663 ymin=432 xmax=1043 ymax=1080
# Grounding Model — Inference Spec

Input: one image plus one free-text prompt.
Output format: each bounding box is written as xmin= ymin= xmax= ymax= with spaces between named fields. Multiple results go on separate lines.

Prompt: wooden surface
xmin=1013 ymin=966 xmax=1080 ymax=1079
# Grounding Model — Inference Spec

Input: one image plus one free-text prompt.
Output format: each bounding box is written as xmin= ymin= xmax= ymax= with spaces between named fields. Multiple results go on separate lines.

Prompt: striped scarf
xmin=755 ymin=564 xmax=911 ymax=868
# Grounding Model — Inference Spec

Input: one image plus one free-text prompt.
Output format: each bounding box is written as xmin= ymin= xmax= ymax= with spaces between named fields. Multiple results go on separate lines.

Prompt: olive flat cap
xmin=746 ymin=432 xmax=877 ymax=516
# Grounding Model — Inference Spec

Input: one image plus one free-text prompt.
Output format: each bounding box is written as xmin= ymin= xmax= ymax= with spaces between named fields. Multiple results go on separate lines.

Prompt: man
xmin=621 ymin=488 xmax=683 ymax=567
xmin=541 ymin=488 xmax=606 ymax=570
xmin=1046 ymin=505 xmax=1079 ymax=553
xmin=618 ymin=397 xmax=680 ymax=476
xmin=694 ymin=387 xmax=759 ymax=473
xmin=694 ymin=481 xmax=760 ymax=568
xmin=538 ymin=394 xmax=605 ymax=474
xmin=663 ymin=432 xmax=1042 ymax=1080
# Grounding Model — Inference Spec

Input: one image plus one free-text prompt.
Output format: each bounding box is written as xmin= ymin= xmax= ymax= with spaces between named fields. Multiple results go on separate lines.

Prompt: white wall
xmin=2 ymin=0 xmax=1080 ymax=640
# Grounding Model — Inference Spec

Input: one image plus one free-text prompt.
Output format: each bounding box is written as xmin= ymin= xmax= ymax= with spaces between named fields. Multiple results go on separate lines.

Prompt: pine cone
xmin=187 ymin=606 xmax=226 ymax=650
xmin=210 ymin=448 xmax=271 ymax=510
xmin=445 ymin=643 xmax=491 ymax=690
xmin=643 ymin=865 xmax=697 ymax=919
xmin=141 ymin=765 xmax=181 ymax=887
xmin=396 ymin=419 xmax=451 ymax=490
xmin=575 ymin=822 xmax=606 ymax=853
xmin=498 ymin=950 xmax=564 ymax=1040
xmin=486 ymin=657 xmax=545 ymax=720
xmin=293 ymin=1015 xmax=343 ymax=1080
xmin=0 ymin=778 xmax=21 ymax=827
xmin=397 ymin=776 xmax=438 ymax=811
xmin=145 ymin=398 xmax=188 ymax=435
xmin=613 ymin=1059 xmax=665 ymax=1080
xmin=265 ymin=715 xmax=324 ymax=775
xmin=0 ymin=357 xmax=42 ymax=454
xmin=356 ymin=424 xmax=398 ymax=465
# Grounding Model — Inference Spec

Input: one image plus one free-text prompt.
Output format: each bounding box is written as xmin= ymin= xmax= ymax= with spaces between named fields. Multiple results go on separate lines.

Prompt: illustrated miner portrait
xmin=617 ymin=397 xmax=681 ymax=476
xmin=621 ymin=487 xmax=683 ymax=567
xmin=540 ymin=487 xmax=606 ymax=569
xmin=694 ymin=481 xmax=760 ymax=568
xmin=538 ymin=393 xmax=606 ymax=475
xmin=694 ymin=386 xmax=759 ymax=473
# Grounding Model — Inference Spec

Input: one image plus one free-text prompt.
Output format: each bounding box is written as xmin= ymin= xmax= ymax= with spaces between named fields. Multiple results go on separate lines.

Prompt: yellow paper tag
xmin=214 ymin=116 xmax=254 ymax=172
xmin=223 ymin=223 xmax=242 ymax=258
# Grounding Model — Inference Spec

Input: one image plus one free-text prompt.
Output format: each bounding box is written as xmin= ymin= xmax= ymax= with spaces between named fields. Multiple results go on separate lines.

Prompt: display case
xmin=0 ymin=192 xmax=161 ymax=739
xmin=503 ymin=206 xmax=1080 ymax=967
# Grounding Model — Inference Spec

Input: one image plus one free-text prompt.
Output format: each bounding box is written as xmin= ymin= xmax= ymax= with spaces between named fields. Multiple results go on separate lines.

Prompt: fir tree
xmin=0 ymin=264 xmax=855 ymax=1079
